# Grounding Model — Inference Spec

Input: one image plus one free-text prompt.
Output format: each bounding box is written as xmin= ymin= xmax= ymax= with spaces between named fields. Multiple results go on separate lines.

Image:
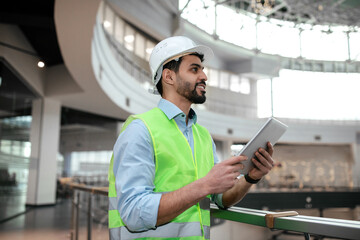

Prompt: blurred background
xmin=0 ymin=0 xmax=360 ymax=239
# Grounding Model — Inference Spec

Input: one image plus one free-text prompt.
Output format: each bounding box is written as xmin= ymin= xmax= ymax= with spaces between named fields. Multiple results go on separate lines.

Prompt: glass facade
xmin=0 ymin=60 xmax=37 ymax=194
xmin=257 ymin=70 xmax=360 ymax=120
xmin=179 ymin=0 xmax=360 ymax=62
xmin=179 ymin=0 xmax=360 ymax=121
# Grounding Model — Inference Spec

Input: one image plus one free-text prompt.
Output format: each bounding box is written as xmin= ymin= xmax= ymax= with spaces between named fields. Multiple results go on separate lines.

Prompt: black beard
xmin=189 ymin=82 xmax=206 ymax=104
xmin=177 ymin=79 xmax=206 ymax=104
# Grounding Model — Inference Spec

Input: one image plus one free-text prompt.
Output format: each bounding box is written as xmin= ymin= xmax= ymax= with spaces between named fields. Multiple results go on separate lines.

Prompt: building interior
xmin=0 ymin=0 xmax=360 ymax=239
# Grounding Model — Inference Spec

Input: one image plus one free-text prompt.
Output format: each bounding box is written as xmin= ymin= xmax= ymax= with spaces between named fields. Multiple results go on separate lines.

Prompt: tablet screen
xmin=237 ymin=117 xmax=288 ymax=174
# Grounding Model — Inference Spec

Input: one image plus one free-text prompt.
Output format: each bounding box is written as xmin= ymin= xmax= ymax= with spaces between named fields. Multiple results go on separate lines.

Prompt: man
xmin=108 ymin=36 xmax=274 ymax=239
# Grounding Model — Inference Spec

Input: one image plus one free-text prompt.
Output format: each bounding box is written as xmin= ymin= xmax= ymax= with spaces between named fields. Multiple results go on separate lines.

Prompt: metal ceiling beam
xmin=263 ymin=0 xmax=287 ymax=17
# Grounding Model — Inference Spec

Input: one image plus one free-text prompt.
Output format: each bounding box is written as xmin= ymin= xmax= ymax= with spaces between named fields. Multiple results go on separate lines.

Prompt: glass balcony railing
xmin=66 ymin=183 xmax=360 ymax=240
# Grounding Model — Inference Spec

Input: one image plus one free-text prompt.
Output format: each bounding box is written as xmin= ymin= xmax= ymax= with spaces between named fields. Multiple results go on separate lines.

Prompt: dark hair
xmin=156 ymin=53 xmax=204 ymax=96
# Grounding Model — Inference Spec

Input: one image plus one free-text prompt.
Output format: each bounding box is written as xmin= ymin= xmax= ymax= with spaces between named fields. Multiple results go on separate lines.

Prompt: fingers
xmin=226 ymin=161 xmax=244 ymax=173
xmin=253 ymin=155 xmax=271 ymax=172
xmin=252 ymin=147 xmax=274 ymax=173
xmin=257 ymin=148 xmax=274 ymax=166
xmin=223 ymin=155 xmax=248 ymax=165
xmin=212 ymin=156 xmax=245 ymax=175
xmin=267 ymin=142 xmax=274 ymax=156
xmin=207 ymin=159 xmax=242 ymax=193
xmin=225 ymin=156 xmax=247 ymax=173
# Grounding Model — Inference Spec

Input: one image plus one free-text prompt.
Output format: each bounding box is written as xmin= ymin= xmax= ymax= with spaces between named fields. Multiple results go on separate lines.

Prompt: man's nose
xmin=200 ymin=70 xmax=208 ymax=81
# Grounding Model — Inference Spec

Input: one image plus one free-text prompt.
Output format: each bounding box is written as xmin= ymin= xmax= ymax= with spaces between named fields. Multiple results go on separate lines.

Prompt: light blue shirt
xmin=113 ymin=98 xmax=223 ymax=231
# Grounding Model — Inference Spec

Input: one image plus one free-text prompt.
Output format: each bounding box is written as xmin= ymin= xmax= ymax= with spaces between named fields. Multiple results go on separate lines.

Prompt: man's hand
xmin=156 ymin=143 xmax=274 ymax=226
xmin=203 ymin=155 xmax=247 ymax=194
xmin=248 ymin=141 xmax=274 ymax=180
xmin=156 ymin=155 xmax=246 ymax=226
xmin=221 ymin=142 xmax=275 ymax=207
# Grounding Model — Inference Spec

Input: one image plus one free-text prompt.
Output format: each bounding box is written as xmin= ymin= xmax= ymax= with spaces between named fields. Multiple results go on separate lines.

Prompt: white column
xmin=27 ymin=98 xmax=61 ymax=205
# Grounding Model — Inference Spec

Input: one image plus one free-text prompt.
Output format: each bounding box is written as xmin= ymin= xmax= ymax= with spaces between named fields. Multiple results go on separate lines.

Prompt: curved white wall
xmin=54 ymin=0 xmax=130 ymax=119
xmin=92 ymin=13 xmax=160 ymax=114
xmin=91 ymin=3 xmax=360 ymax=144
xmin=52 ymin=0 xmax=360 ymax=146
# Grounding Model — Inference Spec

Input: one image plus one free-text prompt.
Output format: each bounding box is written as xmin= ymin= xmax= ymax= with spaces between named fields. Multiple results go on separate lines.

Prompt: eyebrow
xmin=190 ymin=63 xmax=204 ymax=69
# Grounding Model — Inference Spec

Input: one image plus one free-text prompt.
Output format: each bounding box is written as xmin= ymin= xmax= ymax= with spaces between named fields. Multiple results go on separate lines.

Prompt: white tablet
xmin=237 ymin=117 xmax=288 ymax=174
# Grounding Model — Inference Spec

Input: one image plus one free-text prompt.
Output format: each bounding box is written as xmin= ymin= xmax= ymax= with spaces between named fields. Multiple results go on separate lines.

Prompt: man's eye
xmin=192 ymin=67 xmax=198 ymax=72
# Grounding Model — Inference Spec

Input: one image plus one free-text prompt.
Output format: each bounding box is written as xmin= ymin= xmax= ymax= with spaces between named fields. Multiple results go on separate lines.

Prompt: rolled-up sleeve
xmin=113 ymin=120 xmax=161 ymax=232
xmin=211 ymin=138 xmax=225 ymax=209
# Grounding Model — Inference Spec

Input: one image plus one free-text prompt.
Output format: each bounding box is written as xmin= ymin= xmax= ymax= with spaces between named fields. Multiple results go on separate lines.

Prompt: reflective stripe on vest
xmin=109 ymin=196 xmax=210 ymax=212
xmin=108 ymin=108 xmax=214 ymax=239
xmin=109 ymin=222 xmax=210 ymax=240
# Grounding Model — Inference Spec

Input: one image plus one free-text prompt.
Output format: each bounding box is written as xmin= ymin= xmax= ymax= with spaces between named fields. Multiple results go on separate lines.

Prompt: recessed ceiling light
xmin=146 ymin=48 xmax=153 ymax=54
xmin=38 ymin=61 xmax=45 ymax=68
xmin=124 ymin=35 xmax=135 ymax=43
xmin=103 ymin=21 xmax=111 ymax=28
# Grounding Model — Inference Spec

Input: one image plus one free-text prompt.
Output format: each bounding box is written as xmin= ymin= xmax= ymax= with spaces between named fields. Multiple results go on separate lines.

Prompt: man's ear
xmin=162 ymin=69 xmax=175 ymax=85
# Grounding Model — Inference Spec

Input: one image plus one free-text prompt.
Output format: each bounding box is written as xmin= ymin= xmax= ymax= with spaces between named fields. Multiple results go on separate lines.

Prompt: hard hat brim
xmin=152 ymin=44 xmax=214 ymax=86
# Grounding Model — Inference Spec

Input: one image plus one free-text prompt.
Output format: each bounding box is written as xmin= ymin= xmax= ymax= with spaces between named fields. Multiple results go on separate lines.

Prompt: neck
xmin=162 ymin=95 xmax=191 ymax=123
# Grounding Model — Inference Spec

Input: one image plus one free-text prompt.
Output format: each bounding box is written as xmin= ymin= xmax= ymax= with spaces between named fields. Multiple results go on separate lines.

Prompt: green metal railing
xmin=211 ymin=204 xmax=360 ymax=240
xmin=67 ymin=183 xmax=360 ymax=240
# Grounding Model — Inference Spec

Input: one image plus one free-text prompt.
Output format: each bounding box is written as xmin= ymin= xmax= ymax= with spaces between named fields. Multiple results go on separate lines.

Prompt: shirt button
xmin=181 ymin=114 xmax=185 ymax=117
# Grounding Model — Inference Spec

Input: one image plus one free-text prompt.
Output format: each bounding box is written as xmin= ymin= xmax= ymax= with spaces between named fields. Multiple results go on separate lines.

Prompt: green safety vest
xmin=108 ymin=108 xmax=214 ymax=239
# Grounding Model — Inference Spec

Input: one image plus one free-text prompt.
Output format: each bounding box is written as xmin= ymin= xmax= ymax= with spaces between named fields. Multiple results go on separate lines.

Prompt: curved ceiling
xmin=223 ymin=0 xmax=360 ymax=27
xmin=0 ymin=0 xmax=63 ymax=67
xmin=2 ymin=0 xmax=359 ymax=78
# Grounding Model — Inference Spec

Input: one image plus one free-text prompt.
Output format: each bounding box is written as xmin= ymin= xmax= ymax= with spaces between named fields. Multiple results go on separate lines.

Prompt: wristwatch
xmin=244 ymin=173 xmax=261 ymax=184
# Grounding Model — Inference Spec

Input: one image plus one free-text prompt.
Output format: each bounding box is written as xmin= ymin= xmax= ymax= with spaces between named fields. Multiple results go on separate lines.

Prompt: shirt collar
xmin=158 ymin=98 xmax=197 ymax=124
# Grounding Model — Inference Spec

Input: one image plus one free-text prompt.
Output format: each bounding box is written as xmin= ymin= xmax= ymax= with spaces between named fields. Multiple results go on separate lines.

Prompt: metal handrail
xmin=66 ymin=183 xmax=360 ymax=240
xmin=211 ymin=204 xmax=360 ymax=240
xmin=67 ymin=183 xmax=108 ymax=240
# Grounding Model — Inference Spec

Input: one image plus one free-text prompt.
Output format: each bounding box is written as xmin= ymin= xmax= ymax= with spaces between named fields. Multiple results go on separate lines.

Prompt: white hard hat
xmin=149 ymin=36 xmax=213 ymax=91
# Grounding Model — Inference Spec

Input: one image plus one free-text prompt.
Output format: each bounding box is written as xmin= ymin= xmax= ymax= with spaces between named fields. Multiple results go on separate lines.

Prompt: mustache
xmin=195 ymin=81 xmax=206 ymax=88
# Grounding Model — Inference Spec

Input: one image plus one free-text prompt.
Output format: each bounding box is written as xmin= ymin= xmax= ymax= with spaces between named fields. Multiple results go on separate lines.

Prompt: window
xmin=219 ymin=71 xmax=230 ymax=89
xmin=0 ymin=140 xmax=31 ymax=157
xmin=70 ymin=151 xmax=112 ymax=175
xmin=239 ymin=77 xmax=250 ymax=94
xmin=114 ymin=17 xmax=124 ymax=44
xmin=257 ymin=78 xmax=272 ymax=118
xmin=145 ymin=40 xmax=155 ymax=61
xmin=349 ymin=31 xmax=360 ymax=61
xmin=124 ymin=25 xmax=135 ymax=52
xmin=0 ymin=140 xmax=12 ymax=155
xmin=301 ymin=26 xmax=348 ymax=61
xmin=230 ymin=74 xmax=241 ymax=92
xmin=103 ymin=5 xmax=114 ymax=34
xmin=180 ymin=0 xmax=359 ymax=62
xmin=257 ymin=70 xmax=360 ymax=120
xmin=180 ymin=0 xmax=215 ymax=35
xmin=208 ymin=68 xmax=219 ymax=87
xmin=135 ymin=33 xmax=146 ymax=58
xmin=257 ymin=21 xmax=300 ymax=58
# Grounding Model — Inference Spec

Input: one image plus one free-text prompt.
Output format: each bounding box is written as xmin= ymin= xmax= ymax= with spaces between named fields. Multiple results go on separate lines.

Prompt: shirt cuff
xmin=140 ymin=192 xmax=162 ymax=229
xmin=212 ymin=193 xmax=228 ymax=210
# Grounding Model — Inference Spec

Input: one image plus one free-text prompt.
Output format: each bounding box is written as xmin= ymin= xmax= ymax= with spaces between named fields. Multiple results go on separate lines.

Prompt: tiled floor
xmin=0 ymin=189 xmax=108 ymax=240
